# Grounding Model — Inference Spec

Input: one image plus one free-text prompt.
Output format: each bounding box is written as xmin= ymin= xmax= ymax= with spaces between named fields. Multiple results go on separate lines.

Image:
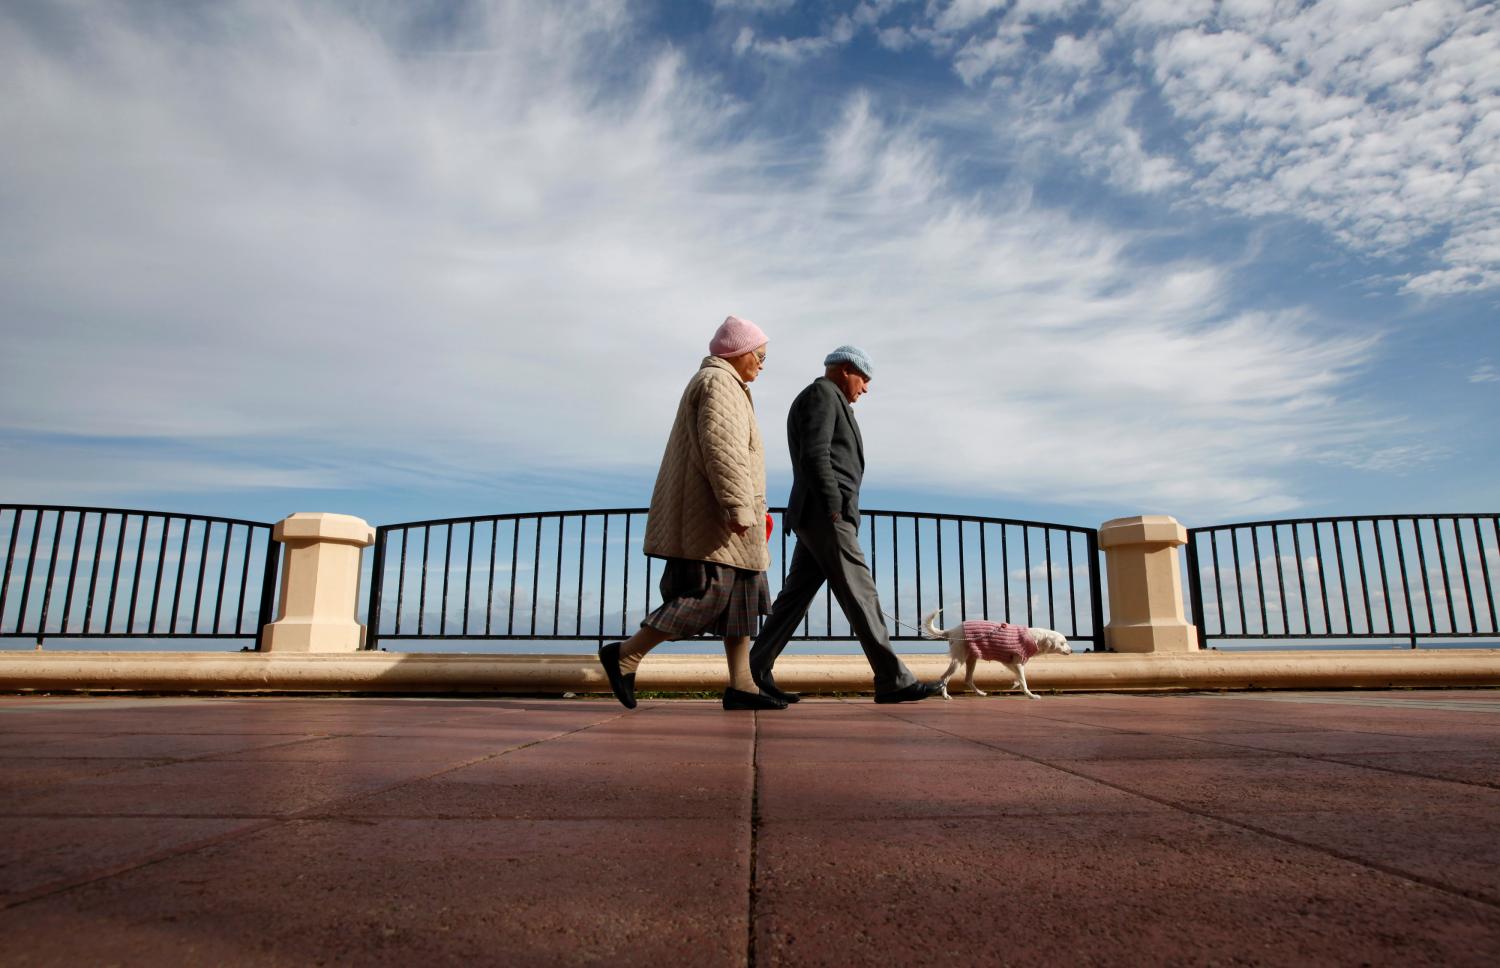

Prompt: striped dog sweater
xmin=962 ymin=621 xmax=1038 ymax=665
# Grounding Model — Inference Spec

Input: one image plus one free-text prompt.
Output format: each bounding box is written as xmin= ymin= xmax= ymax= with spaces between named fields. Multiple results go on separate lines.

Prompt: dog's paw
xmin=972 ymin=687 xmax=987 ymax=697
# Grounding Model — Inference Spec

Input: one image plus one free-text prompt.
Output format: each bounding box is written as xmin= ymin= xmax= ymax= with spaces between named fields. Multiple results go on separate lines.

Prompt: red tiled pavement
xmin=1 ymin=690 xmax=1499 ymax=965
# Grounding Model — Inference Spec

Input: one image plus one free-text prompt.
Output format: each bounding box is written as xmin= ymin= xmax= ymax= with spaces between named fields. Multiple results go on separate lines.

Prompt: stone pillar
xmin=1098 ymin=515 xmax=1199 ymax=653
xmin=261 ymin=513 xmax=375 ymax=652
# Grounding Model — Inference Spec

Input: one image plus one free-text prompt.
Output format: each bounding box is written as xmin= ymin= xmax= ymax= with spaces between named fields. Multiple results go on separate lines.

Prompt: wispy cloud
xmin=730 ymin=0 xmax=1500 ymax=296
xmin=0 ymin=0 xmax=1438 ymax=521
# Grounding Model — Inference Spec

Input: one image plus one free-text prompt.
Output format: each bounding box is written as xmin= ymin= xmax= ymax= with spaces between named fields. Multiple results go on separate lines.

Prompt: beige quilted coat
xmin=643 ymin=356 xmax=769 ymax=572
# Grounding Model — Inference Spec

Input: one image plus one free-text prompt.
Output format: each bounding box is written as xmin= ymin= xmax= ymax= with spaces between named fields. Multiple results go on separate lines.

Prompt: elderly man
xmin=749 ymin=346 xmax=939 ymax=704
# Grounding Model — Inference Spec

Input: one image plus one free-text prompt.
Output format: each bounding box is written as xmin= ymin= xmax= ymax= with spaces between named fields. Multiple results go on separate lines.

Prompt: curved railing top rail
xmin=0 ymin=504 xmax=273 ymax=530
xmin=375 ymin=506 xmax=1101 ymax=535
xmin=1188 ymin=512 xmax=1498 ymax=533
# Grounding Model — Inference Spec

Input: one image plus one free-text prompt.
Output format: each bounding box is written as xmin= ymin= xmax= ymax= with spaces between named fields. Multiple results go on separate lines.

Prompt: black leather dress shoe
xmin=598 ymin=642 xmax=636 ymax=709
xmin=722 ymin=687 xmax=788 ymax=711
xmin=873 ymin=680 xmax=941 ymax=704
xmin=753 ymin=673 xmax=801 ymax=704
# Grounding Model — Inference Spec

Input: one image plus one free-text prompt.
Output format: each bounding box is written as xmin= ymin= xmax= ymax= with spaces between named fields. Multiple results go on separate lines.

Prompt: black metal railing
xmin=1186 ymin=514 xmax=1498 ymax=648
xmin=365 ymin=508 xmax=1105 ymax=651
xmin=0 ymin=505 xmax=279 ymax=647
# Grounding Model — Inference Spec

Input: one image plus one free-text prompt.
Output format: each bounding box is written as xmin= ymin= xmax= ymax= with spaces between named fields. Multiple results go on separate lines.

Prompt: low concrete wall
xmin=2 ymin=649 xmax=1498 ymax=694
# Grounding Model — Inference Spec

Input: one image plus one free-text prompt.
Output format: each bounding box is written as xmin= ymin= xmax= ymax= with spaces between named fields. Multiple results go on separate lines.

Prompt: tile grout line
xmin=0 ymin=709 xmax=636 ymax=912
xmin=879 ymin=709 xmax=1500 ymax=912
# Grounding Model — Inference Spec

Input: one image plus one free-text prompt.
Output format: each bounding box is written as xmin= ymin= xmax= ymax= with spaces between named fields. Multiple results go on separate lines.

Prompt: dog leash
xmin=881 ymin=608 xmax=941 ymax=636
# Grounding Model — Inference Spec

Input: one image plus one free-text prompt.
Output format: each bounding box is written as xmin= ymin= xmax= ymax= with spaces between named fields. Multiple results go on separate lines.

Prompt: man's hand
xmin=829 ymin=511 xmax=842 ymax=524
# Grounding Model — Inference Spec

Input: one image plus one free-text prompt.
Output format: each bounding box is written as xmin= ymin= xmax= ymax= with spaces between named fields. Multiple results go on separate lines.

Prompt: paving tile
xmin=958 ymin=731 xmax=1281 ymax=762
xmin=337 ymin=755 xmax=753 ymax=820
xmin=0 ymin=733 xmax=323 ymax=760
xmin=1201 ymin=729 xmax=1500 ymax=757
xmin=213 ymin=733 xmax=540 ymax=763
xmin=1328 ymin=748 xmax=1500 ymax=788
xmin=0 ymin=816 xmax=260 ymax=905
xmin=0 ymin=758 xmax=172 ymax=790
xmin=753 ymin=816 xmax=1500 ymax=967
xmin=0 ymin=760 xmax=436 ymax=817
xmin=0 ymin=818 xmax=748 ymax=967
xmin=1061 ymin=756 xmax=1500 ymax=903
xmin=757 ymin=756 xmax=1162 ymax=820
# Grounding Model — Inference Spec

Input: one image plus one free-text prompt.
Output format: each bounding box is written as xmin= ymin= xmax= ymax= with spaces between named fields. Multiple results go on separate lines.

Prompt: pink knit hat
xmin=709 ymin=315 xmax=768 ymax=358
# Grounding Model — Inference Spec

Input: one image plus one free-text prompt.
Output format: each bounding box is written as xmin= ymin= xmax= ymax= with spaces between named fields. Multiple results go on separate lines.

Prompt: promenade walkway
xmin=2 ymin=690 xmax=1498 ymax=966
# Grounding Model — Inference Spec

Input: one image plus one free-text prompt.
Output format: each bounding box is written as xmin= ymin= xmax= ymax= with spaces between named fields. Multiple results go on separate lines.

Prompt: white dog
xmin=921 ymin=609 xmax=1071 ymax=699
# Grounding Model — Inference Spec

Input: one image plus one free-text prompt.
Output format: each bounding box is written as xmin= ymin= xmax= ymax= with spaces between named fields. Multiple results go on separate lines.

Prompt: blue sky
xmin=1 ymin=0 xmax=1497 ymax=532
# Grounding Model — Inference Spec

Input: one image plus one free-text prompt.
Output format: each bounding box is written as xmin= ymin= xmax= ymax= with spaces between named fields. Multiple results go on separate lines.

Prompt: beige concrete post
xmin=261 ymin=513 xmax=375 ymax=652
xmin=1099 ymin=515 xmax=1199 ymax=653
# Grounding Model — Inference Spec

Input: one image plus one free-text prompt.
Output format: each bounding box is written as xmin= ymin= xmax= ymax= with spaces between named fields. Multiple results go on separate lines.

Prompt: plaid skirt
xmin=643 ymin=558 xmax=771 ymax=639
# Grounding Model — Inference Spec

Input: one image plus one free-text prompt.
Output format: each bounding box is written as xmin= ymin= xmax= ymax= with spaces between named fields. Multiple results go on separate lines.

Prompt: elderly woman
xmin=598 ymin=315 xmax=784 ymax=711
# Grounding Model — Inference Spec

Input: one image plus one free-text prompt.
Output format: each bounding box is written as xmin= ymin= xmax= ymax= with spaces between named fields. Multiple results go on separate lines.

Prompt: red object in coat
xmin=765 ymin=513 xmax=775 ymax=541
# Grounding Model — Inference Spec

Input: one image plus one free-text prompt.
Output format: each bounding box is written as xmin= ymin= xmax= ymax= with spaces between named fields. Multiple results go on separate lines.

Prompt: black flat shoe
xmin=874 ymin=680 xmax=941 ymax=704
xmin=753 ymin=673 xmax=801 ymax=704
xmin=722 ymin=687 xmax=787 ymax=711
xmin=598 ymin=642 xmax=636 ymax=709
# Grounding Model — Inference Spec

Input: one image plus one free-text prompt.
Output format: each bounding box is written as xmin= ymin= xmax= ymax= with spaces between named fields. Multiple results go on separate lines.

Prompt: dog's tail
xmin=921 ymin=609 xmax=947 ymax=640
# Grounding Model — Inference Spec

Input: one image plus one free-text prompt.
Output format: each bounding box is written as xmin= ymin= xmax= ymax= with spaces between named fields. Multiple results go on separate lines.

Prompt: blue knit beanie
xmin=823 ymin=345 xmax=873 ymax=378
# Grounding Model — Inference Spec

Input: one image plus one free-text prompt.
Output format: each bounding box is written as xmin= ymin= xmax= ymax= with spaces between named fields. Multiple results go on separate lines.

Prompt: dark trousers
xmin=750 ymin=518 xmax=917 ymax=694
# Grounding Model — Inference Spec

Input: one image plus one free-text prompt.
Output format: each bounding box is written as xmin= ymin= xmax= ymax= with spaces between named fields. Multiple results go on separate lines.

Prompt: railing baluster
xmin=16 ymin=510 xmax=45 ymax=636
xmin=1372 ymin=519 xmax=1394 ymax=635
xmin=979 ymin=522 xmax=989 ymax=620
xmin=1433 ymin=517 xmax=1458 ymax=634
xmin=621 ymin=514 xmax=632 ymax=638
xmin=1271 ymin=524 xmax=1288 ymax=636
xmin=598 ymin=514 xmax=610 ymax=639
xmin=1066 ymin=530 xmax=1078 ymax=636
xmin=35 ymin=510 xmax=66 ymax=641
xmin=956 ymin=521 xmax=965 ymax=621
xmin=0 ymin=508 xmax=20 ymax=631
xmin=891 ymin=513 xmax=901 ymax=631
xmin=126 ymin=515 xmax=147 ymax=633
xmin=508 ymin=519 xmax=520 ymax=635
xmin=554 ymin=516 xmax=566 ymax=636
xmin=1209 ymin=530 xmax=1226 ymax=636
xmin=1392 ymin=518 xmax=1417 ymax=645
xmin=1414 ymin=518 xmax=1436 ymax=634
xmin=1477 ymin=516 xmax=1497 ymax=634
xmin=1250 ymin=526 xmax=1268 ymax=636
xmin=1230 ymin=529 xmax=1247 ymax=636
xmin=1290 ymin=525 xmax=1302 ymax=639
xmin=395 ymin=529 xmax=409 ymax=636
xmin=1351 ymin=520 xmax=1373 ymax=636
xmin=1312 ymin=523 xmax=1331 ymax=635
xmin=418 ymin=525 xmax=430 ymax=636
xmin=1023 ymin=526 xmax=1033 ymax=627
xmin=148 ymin=516 xmax=172 ymax=635
xmin=1044 ymin=528 xmax=1055 ymax=632
xmin=487 ymin=520 xmax=498 ymax=638
xmin=530 ymin=517 xmax=542 ymax=637
xmin=61 ymin=511 xmax=87 ymax=635
xmin=83 ymin=511 xmax=108 ymax=634
xmin=463 ymin=522 xmax=475 ymax=637
xmin=1452 ymin=516 xmax=1477 ymax=634
xmin=167 ymin=517 xmax=192 ymax=635
xmin=190 ymin=519 xmax=213 ymax=635
xmin=1000 ymin=523 xmax=1010 ymax=621
xmin=1331 ymin=522 xmax=1352 ymax=636
xmin=440 ymin=523 xmax=453 ymax=637
xmin=213 ymin=521 xmax=232 ymax=635
xmin=576 ymin=514 xmax=587 ymax=636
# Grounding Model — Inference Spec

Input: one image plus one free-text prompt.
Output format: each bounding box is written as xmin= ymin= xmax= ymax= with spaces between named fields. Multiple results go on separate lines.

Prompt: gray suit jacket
xmin=784 ymin=377 xmax=865 ymax=530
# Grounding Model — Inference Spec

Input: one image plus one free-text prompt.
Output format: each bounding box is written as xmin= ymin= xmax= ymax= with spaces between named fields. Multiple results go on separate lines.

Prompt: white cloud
xmin=0 ymin=0 xmax=1407 ymax=520
xmin=1471 ymin=363 xmax=1500 ymax=384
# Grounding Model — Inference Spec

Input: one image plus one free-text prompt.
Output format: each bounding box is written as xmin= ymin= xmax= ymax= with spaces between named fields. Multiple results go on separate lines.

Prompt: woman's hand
xmin=727 ymin=519 xmax=751 ymax=536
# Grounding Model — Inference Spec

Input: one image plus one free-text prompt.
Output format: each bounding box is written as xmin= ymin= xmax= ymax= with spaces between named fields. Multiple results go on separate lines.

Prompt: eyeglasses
xmin=753 ymin=350 xmax=767 ymax=363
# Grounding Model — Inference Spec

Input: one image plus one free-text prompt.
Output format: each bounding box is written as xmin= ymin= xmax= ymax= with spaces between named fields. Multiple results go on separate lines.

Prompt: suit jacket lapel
xmin=845 ymin=401 xmax=865 ymax=466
